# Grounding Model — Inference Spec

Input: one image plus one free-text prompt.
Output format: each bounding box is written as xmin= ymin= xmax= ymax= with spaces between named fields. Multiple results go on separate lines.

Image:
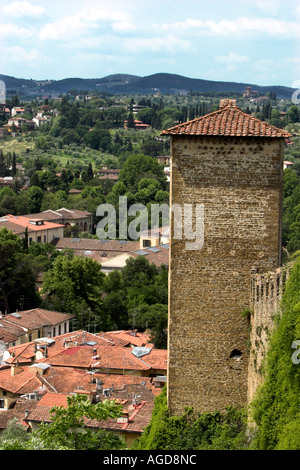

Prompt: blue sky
xmin=0 ymin=0 xmax=300 ymax=86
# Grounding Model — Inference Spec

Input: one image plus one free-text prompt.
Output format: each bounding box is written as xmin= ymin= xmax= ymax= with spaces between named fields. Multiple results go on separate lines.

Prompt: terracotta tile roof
xmin=98 ymin=174 xmax=119 ymax=180
xmin=27 ymin=392 xmax=69 ymax=423
xmin=131 ymin=246 xmax=169 ymax=268
xmin=0 ymin=398 xmax=37 ymax=430
xmin=27 ymin=386 xmax=157 ymax=434
xmin=5 ymin=329 xmax=167 ymax=374
xmin=98 ymin=330 xmax=153 ymax=348
xmin=0 ymin=318 xmax=26 ymax=343
xmin=161 ymin=100 xmax=292 ymax=138
xmin=0 ymin=220 xmax=25 ymax=235
xmin=138 ymin=348 xmax=168 ymax=371
xmin=0 ymin=214 xmax=64 ymax=232
xmin=6 ymin=342 xmax=37 ymax=365
xmin=3 ymin=309 xmax=74 ymax=330
xmin=39 ymin=343 xmax=151 ymax=371
xmin=6 ymin=330 xmax=111 ymax=365
xmin=25 ymin=208 xmax=93 ymax=221
xmin=0 ymin=366 xmax=42 ymax=394
xmin=39 ymin=366 xmax=159 ymax=396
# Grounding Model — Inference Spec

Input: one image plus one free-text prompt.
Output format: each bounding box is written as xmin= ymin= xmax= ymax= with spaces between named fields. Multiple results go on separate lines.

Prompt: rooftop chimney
xmin=219 ymin=99 xmax=237 ymax=109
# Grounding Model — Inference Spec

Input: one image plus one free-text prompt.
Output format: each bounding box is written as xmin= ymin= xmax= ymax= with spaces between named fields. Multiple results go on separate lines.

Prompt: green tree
xmin=0 ymin=228 xmax=41 ymax=313
xmin=126 ymin=111 xmax=135 ymax=129
xmin=27 ymin=186 xmax=44 ymax=213
xmin=37 ymin=394 xmax=125 ymax=450
xmin=119 ymin=154 xmax=167 ymax=193
xmin=283 ymin=168 xmax=299 ymax=199
xmin=41 ymin=255 xmax=107 ymax=330
xmin=287 ymin=105 xmax=299 ymax=123
xmin=0 ymin=418 xmax=31 ymax=446
xmin=132 ymin=388 xmax=247 ymax=450
xmin=87 ymin=162 xmax=94 ymax=181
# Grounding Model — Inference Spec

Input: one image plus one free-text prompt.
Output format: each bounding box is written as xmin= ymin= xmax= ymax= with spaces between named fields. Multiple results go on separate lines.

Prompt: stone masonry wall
xmin=168 ymin=135 xmax=284 ymax=415
xmin=247 ymin=264 xmax=292 ymax=403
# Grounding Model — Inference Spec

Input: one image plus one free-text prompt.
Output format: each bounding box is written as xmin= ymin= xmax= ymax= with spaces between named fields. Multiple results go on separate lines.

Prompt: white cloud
xmin=160 ymin=16 xmax=300 ymax=38
xmin=2 ymin=1 xmax=45 ymax=18
xmin=39 ymin=8 xmax=135 ymax=40
xmin=122 ymin=35 xmax=193 ymax=54
xmin=208 ymin=17 xmax=300 ymax=37
xmin=1 ymin=45 xmax=49 ymax=64
xmin=215 ymin=52 xmax=250 ymax=64
xmin=161 ymin=19 xmax=204 ymax=31
xmin=0 ymin=23 xmax=35 ymax=39
xmin=75 ymin=52 xmax=133 ymax=64
xmin=111 ymin=21 xmax=136 ymax=32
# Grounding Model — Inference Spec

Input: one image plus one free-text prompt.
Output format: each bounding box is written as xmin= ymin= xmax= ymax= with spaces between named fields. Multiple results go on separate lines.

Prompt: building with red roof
xmin=0 ymin=214 xmax=64 ymax=244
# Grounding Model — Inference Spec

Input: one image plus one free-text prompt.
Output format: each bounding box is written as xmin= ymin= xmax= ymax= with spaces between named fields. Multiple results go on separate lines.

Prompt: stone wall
xmin=168 ymin=135 xmax=284 ymax=415
xmin=247 ymin=264 xmax=292 ymax=403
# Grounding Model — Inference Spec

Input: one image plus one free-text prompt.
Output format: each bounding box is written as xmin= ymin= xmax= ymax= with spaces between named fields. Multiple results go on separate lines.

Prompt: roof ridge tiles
xmin=161 ymin=103 xmax=292 ymax=138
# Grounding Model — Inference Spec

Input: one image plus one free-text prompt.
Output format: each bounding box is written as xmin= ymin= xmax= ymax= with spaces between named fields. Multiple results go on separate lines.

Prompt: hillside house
xmin=11 ymin=107 xmax=25 ymax=117
xmin=0 ymin=214 xmax=64 ymax=244
xmin=0 ymin=177 xmax=14 ymax=189
xmin=284 ymin=160 xmax=294 ymax=169
xmin=24 ymin=208 xmax=93 ymax=234
xmin=156 ymin=155 xmax=171 ymax=166
xmin=0 ymin=366 xmax=45 ymax=410
xmin=97 ymin=167 xmax=120 ymax=182
xmin=124 ymin=120 xmax=151 ymax=130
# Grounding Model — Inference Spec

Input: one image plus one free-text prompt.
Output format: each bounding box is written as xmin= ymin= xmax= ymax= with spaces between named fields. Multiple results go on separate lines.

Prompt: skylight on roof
xmin=147 ymin=247 xmax=161 ymax=253
xmin=134 ymin=250 xmax=149 ymax=256
xmin=11 ymin=312 xmax=21 ymax=318
xmin=132 ymin=347 xmax=152 ymax=358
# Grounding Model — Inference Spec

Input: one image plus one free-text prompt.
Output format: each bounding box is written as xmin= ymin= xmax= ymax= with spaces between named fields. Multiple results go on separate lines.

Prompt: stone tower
xmin=161 ymin=100 xmax=291 ymax=416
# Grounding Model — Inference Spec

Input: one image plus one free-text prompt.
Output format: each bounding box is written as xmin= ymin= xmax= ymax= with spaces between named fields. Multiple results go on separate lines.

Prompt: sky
xmin=0 ymin=0 xmax=300 ymax=87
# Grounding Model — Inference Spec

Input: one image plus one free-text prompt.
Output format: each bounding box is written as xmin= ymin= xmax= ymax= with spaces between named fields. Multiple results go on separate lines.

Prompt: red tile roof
xmin=3 ymin=309 xmax=74 ymax=331
xmin=27 ymin=387 xmax=157 ymax=434
xmin=99 ymin=330 xmax=153 ymax=348
xmin=25 ymin=208 xmax=93 ymax=221
xmin=0 ymin=366 xmax=42 ymax=394
xmin=5 ymin=329 xmax=167 ymax=374
xmin=161 ymin=101 xmax=292 ymax=138
xmin=0 ymin=214 xmax=64 ymax=232
xmin=39 ymin=366 xmax=161 ymax=396
xmin=0 ymin=398 xmax=37 ymax=430
xmin=0 ymin=318 xmax=26 ymax=343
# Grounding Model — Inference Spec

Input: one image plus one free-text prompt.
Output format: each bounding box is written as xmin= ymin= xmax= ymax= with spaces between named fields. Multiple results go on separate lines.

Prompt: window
xmin=37 ymin=236 xmax=41 ymax=243
xmin=143 ymin=239 xmax=151 ymax=247
xmin=44 ymin=235 xmax=46 ymax=242
xmin=0 ymin=400 xmax=4 ymax=409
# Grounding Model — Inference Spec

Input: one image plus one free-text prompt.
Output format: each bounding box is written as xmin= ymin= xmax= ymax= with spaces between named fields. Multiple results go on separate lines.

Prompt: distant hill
xmin=0 ymin=72 xmax=295 ymax=99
